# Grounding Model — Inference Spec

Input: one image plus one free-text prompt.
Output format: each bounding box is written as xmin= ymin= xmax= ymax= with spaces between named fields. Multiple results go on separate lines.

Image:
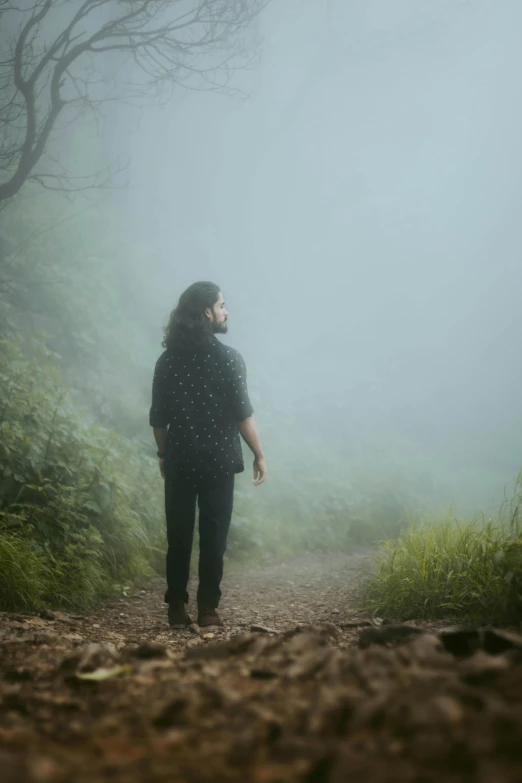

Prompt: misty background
xmin=3 ymin=0 xmax=522 ymax=533
xmin=91 ymin=0 xmax=522 ymax=511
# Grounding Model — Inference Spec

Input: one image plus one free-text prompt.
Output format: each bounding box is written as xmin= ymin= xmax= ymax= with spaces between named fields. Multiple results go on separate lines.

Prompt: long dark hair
xmin=163 ymin=281 xmax=220 ymax=351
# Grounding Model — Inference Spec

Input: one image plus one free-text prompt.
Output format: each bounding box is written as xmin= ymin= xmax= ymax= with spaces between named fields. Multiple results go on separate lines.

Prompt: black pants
xmin=164 ymin=473 xmax=235 ymax=608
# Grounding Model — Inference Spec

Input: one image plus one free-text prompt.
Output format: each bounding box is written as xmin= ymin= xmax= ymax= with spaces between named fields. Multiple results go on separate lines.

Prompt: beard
xmin=212 ymin=318 xmax=228 ymax=335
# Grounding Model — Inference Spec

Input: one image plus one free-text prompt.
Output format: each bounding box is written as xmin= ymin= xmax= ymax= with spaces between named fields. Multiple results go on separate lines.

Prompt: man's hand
xmin=153 ymin=428 xmax=168 ymax=479
xmin=238 ymin=416 xmax=266 ymax=486
xmin=253 ymin=456 xmax=267 ymax=486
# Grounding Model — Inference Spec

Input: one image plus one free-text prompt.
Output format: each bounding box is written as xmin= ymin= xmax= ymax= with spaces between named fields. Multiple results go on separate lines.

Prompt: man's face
xmin=207 ymin=291 xmax=228 ymax=334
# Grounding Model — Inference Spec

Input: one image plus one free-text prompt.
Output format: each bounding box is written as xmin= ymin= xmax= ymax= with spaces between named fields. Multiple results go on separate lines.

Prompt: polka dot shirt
xmin=149 ymin=337 xmax=254 ymax=481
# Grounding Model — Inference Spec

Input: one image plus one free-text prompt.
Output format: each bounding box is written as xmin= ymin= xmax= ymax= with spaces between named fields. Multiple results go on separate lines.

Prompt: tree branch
xmin=0 ymin=0 xmax=267 ymax=204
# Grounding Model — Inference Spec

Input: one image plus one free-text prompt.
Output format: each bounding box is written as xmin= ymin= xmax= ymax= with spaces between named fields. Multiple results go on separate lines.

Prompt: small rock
xmin=251 ymin=624 xmax=279 ymax=634
xmin=203 ymin=633 xmax=215 ymax=640
xmin=39 ymin=610 xmax=79 ymax=627
xmin=25 ymin=617 xmax=48 ymax=628
xmin=62 ymin=633 xmax=83 ymax=642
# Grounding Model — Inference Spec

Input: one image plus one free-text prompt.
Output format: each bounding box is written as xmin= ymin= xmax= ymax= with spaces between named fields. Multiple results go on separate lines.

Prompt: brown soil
xmin=1 ymin=551 xmax=522 ymax=782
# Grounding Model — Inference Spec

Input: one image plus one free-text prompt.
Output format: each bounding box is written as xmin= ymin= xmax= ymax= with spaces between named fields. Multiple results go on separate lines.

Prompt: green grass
xmin=364 ymin=478 xmax=522 ymax=625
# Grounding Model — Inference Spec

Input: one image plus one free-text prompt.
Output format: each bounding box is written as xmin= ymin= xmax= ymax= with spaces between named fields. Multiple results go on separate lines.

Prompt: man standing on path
xmin=149 ymin=282 xmax=267 ymax=629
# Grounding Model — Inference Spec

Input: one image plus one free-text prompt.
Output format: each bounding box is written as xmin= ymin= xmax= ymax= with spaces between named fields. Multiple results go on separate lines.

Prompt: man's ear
xmin=205 ymin=307 xmax=212 ymax=321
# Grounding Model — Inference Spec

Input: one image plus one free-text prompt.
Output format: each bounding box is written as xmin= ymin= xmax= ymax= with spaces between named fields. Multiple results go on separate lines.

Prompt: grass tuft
xmin=364 ymin=474 xmax=522 ymax=625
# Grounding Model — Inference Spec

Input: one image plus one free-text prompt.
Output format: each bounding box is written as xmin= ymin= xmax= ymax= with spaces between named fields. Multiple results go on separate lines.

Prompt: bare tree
xmin=0 ymin=0 xmax=266 ymax=204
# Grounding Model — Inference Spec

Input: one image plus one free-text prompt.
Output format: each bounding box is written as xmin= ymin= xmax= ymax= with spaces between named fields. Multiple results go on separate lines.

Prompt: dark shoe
xmin=168 ymin=600 xmax=193 ymax=628
xmin=197 ymin=605 xmax=224 ymax=628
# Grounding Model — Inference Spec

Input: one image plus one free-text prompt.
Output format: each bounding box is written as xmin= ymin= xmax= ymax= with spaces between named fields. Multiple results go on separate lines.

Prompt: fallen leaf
xmin=76 ymin=665 xmax=131 ymax=681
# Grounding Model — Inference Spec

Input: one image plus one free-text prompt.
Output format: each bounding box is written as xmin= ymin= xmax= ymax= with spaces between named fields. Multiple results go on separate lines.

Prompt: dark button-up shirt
xmin=149 ymin=337 xmax=254 ymax=480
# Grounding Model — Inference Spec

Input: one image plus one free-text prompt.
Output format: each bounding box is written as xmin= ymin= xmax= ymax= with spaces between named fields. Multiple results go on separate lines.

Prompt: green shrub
xmin=364 ymin=477 xmax=522 ymax=624
xmin=0 ymin=338 xmax=165 ymax=610
xmin=0 ymin=532 xmax=51 ymax=611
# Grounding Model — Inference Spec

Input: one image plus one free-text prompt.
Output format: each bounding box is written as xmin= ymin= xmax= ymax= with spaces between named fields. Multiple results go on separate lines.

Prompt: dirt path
xmin=1 ymin=551 xmax=522 ymax=782
xmin=75 ymin=550 xmax=373 ymax=652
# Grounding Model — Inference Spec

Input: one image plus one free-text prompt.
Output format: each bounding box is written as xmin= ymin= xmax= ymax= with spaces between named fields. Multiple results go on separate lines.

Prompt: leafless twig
xmin=0 ymin=0 xmax=267 ymax=204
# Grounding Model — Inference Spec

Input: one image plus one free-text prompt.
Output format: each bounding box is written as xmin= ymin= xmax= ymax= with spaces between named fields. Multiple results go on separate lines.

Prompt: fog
xmin=92 ymin=0 xmax=519 ymax=511
xmin=6 ymin=0 xmax=522 ymax=514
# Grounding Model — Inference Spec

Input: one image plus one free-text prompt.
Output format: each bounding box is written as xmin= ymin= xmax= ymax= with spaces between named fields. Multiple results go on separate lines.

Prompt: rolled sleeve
xmin=149 ymin=354 xmax=170 ymax=428
xmin=228 ymin=351 xmax=254 ymax=421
